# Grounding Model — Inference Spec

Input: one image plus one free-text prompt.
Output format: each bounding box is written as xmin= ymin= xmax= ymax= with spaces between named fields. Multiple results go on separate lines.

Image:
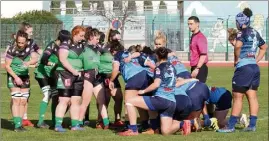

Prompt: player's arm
xmin=175 ymin=78 xmax=198 ymax=87
xmin=40 ymin=46 xmax=54 ymax=66
xmin=202 ymin=102 xmax=209 ymax=117
xmin=109 ymin=61 xmax=120 ymax=90
xmin=110 ymin=61 xmax=120 ymax=82
xmin=139 ymin=78 xmax=161 ymax=95
xmin=234 ymin=40 xmax=243 ymax=65
xmin=256 ymin=44 xmax=268 ymax=63
xmin=59 ymin=48 xmax=79 ymax=76
xmin=255 ymin=33 xmax=268 ymax=63
xmin=196 ymin=37 xmax=208 ymax=69
xmin=25 ymin=51 xmax=39 ymax=66
xmin=5 ymin=57 xmax=18 ymax=79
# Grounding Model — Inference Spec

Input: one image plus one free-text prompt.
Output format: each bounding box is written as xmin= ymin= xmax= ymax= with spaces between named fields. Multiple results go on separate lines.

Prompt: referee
xmin=188 ymin=16 xmax=208 ymax=83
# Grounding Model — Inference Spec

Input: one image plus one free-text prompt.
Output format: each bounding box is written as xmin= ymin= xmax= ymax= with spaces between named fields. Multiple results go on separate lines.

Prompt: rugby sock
xmin=23 ymin=113 xmax=27 ymax=120
xmin=79 ymin=120 xmax=83 ymax=125
xmin=13 ymin=117 xmax=22 ymax=128
xmin=150 ymin=119 xmax=158 ymax=130
xmin=203 ymin=114 xmax=210 ymax=120
xmin=179 ymin=121 xmax=184 ymax=129
xmin=124 ymin=120 xmax=130 ymax=128
xmin=128 ymin=125 xmax=138 ymax=132
xmin=141 ymin=120 xmax=149 ymax=129
xmin=190 ymin=119 xmax=195 ymax=126
xmin=228 ymin=115 xmax=238 ymax=129
xmin=38 ymin=101 xmax=48 ymax=125
xmin=249 ymin=115 xmax=257 ymax=128
xmin=55 ymin=117 xmax=63 ymax=127
xmin=71 ymin=120 xmax=79 ymax=127
xmin=204 ymin=119 xmax=212 ymax=127
xmin=103 ymin=118 xmax=110 ymax=126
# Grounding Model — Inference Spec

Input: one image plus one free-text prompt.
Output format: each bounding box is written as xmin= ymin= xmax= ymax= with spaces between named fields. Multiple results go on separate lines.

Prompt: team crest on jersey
xmin=84 ymin=73 xmax=90 ymax=78
xmin=25 ymin=79 xmax=30 ymax=85
xmin=65 ymin=79 xmax=71 ymax=86
xmin=156 ymin=68 xmax=161 ymax=75
xmin=237 ymin=32 xmax=242 ymax=38
xmin=26 ymin=47 xmax=30 ymax=53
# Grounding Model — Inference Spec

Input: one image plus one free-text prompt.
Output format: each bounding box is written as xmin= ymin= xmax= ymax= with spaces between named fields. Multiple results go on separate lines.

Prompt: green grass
xmin=1 ymin=67 xmax=268 ymax=141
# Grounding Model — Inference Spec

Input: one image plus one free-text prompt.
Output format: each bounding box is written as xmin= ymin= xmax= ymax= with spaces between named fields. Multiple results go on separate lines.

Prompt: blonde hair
xmin=154 ymin=30 xmax=166 ymax=45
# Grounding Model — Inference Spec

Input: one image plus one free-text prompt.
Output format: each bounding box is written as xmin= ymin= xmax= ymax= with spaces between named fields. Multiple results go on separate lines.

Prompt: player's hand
xmin=73 ymin=71 xmax=81 ymax=77
xmin=138 ymin=90 xmax=145 ymax=95
xmin=191 ymin=68 xmax=199 ymax=78
xmin=23 ymin=62 xmax=30 ymax=67
xmin=14 ymin=76 xmax=23 ymax=86
xmin=109 ymin=81 xmax=115 ymax=90
xmin=124 ymin=56 xmax=131 ymax=63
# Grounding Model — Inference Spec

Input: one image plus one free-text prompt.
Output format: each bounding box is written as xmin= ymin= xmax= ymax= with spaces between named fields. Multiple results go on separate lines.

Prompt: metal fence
xmin=1 ymin=8 xmax=268 ymax=61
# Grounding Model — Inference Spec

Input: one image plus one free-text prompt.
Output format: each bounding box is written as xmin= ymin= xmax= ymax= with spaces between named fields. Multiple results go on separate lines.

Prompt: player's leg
xmin=93 ymin=83 xmax=110 ymax=129
xmin=36 ymin=77 xmax=51 ymax=128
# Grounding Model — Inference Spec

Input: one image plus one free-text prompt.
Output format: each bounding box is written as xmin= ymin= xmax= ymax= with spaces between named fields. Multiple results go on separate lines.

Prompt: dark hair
xmin=243 ymin=8 xmax=253 ymax=17
xmin=108 ymin=29 xmax=120 ymax=42
xmin=109 ymin=40 xmax=124 ymax=53
xmin=128 ymin=44 xmax=142 ymax=53
xmin=85 ymin=26 xmax=100 ymax=40
xmin=155 ymin=47 xmax=168 ymax=60
xmin=99 ymin=31 xmax=105 ymax=44
xmin=57 ymin=30 xmax=71 ymax=43
xmin=19 ymin=22 xmax=32 ymax=31
xmin=188 ymin=16 xmax=200 ymax=23
xmin=142 ymin=46 xmax=154 ymax=55
xmin=16 ymin=30 xmax=28 ymax=42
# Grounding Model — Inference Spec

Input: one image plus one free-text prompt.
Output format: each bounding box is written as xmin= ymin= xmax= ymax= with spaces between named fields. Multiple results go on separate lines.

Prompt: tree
xmin=94 ymin=1 xmax=137 ymax=44
xmin=66 ymin=1 xmax=76 ymax=14
xmin=159 ymin=1 xmax=167 ymax=9
xmin=128 ymin=1 xmax=136 ymax=11
xmin=82 ymin=0 xmax=89 ymax=9
xmin=144 ymin=1 xmax=153 ymax=10
xmin=50 ymin=1 xmax=60 ymax=14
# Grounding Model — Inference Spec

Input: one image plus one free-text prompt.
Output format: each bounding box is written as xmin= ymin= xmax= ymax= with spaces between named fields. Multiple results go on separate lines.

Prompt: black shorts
xmin=35 ymin=76 xmax=57 ymax=88
xmin=97 ymin=73 xmax=121 ymax=89
xmin=56 ymin=70 xmax=84 ymax=91
xmin=191 ymin=63 xmax=208 ymax=83
xmin=83 ymin=69 xmax=101 ymax=87
xmin=7 ymin=74 xmax=30 ymax=88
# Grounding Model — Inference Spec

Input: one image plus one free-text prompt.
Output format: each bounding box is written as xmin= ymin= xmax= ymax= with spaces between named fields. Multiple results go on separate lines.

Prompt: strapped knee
xmin=11 ymin=91 xmax=22 ymax=99
xmin=21 ymin=92 xmax=30 ymax=99
xmin=125 ymin=103 xmax=134 ymax=106
xmin=42 ymin=86 xmax=51 ymax=102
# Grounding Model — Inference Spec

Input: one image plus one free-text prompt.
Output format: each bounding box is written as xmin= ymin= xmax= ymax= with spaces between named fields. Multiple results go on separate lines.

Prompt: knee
xmin=161 ymin=129 xmax=170 ymax=136
xmin=20 ymin=99 xmax=27 ymax=106
xmin=71 ymin=97 xmax=81 ymax=105
xmin=59 ymin=98 xmax=70 ymax=105
xmin=12 ymin=98 xmax=20 ymax=106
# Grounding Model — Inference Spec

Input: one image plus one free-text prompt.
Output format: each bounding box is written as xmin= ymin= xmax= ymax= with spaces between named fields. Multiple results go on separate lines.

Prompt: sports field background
xmin=0 ymin=67 xmax=268 ymax=141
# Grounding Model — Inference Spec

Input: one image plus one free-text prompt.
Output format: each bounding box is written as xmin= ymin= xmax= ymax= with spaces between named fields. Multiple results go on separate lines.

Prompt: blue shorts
xmin=186 ymin=82 xmax=210 ymax=111
xmin=177 ymin=71 xmax=191 ymax=79
xmin=125 ymin=70 xmax=148 ymax=90
xmin=173 ymin=95 xmax=192 ymax=120
xmin=143 ymin=96 xmax=176 ymax=117
xmin=232 ymin=64 xmax=260 ymax=93
xmin=215 ymin=90 xmax=232 ymax=111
